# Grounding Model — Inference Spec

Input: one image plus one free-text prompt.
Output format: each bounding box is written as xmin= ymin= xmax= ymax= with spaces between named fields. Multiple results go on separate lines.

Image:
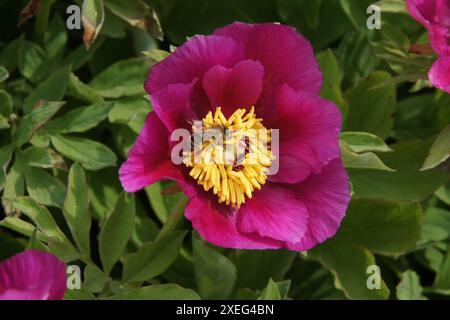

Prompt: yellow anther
xmin=183 ymin=107 xmax=273 ymax=208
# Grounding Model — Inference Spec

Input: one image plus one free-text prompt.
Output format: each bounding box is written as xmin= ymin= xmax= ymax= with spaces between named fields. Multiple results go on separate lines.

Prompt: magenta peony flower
xmin=0 ymin=250 xmax=66 ymax=300
xmin=120 ymin=22 xmax=350 ymax=251
xmin=407 ymin=0 xmax=450 ymax=93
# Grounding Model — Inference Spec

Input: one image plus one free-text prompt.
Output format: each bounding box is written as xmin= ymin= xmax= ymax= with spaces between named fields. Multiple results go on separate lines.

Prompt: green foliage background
xmin=0 ymin=0 xmax=449 ymax=300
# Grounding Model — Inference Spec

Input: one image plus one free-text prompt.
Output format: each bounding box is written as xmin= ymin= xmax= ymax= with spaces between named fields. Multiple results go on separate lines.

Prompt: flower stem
xmin=33 ymin=0 xmax=55 ymax=45
xmin=155 ymin=195 xmax=189 ymax=241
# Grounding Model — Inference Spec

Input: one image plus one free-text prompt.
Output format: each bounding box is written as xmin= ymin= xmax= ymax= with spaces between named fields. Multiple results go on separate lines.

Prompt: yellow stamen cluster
xmin=183 ymin=107 xmax=273 ymax=208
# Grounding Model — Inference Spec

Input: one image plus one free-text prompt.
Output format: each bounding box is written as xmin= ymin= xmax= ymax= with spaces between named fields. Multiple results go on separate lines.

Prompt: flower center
xmin=183 ymin=107 xmax=273 ymax=208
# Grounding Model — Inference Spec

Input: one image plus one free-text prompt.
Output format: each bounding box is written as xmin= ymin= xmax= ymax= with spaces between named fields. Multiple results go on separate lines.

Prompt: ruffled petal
xmin=287 ymin=158 xmax=351 ymax=251
xmin=268 ymin=155 xmax=314 ymax=184
xmin=266 ymin=85 xmax=342 ymax=184
xmin=119 ymin=113 xmax=184 ymax=192
xmin=214 ymin=22 xmax=322 ymax=102
xmin=202 ymin=60 xmax=264 ymax=117
xmin=406 ymin=0 xmax=450 ymax=55
xmin=406 ymin=0 xmax=436 ymax=28
xmin=145 ymin=35 xmax=246 ymax=94
xmin=429 ymin=55 xmax=450 ymax=93
xmin=150 ymin=81 xmax=198 ymax=131
xmin=185 ymin=195 xmax=283 ymax=250
xmin=0 ymin=250 xmax=66 ymax=300
xmin=237 ymin=183 xmax=308 ymax=243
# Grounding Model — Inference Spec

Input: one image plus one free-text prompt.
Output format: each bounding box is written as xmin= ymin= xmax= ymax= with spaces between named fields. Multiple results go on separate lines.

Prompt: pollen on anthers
xmin=182 ymin=107 xmax=274 ymax=208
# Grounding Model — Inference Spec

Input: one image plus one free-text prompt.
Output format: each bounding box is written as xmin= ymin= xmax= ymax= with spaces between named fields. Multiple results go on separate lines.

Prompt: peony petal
xmin=150 ymin=81 xmax=198 ymax=131
xmin=145 ymin=35 xmax=246 ymax=95
xmin=237 ymin=183 xmax=309 ymax=243
xmin=214 ymin=22 xmax=322 ymax=103
xmin=119 ymin=113 xmax=184 ymax=192
xmin=202 ymin=60 xmax=264 ymax=117
xmin=268 ymin=155 xmax=314 ymax=184
xmin=266 ymin=84 xmax=342 ymax=184
xmin=406 ymin=0 xmax=436 ymax=28
xmin=0 ymin=250 xmax=66 ymax=300
xmin=185 ymin=195 xmax=283 ymax=250
xmin=287 ymin=158 xmax=351 ymax=251
xmin=406 ymin=0 xmax=450 ymax=55
xmin=429 ymin=55 xmax=450 ymax=93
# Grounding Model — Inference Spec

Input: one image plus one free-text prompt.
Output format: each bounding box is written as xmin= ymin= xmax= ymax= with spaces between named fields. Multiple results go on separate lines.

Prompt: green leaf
xmin=0 ymin=65 xmax=9 ymax=83
xmin=24 ymin=167 xmax=66 ymax=208
xmin=421 ymin=207 xmax=450 ymax=244
xmin=436 ymin=182 xmax=450 ymax=206
xmin=337 ymin=31 xmax=380 ymax=87
xmin=392 ymin=94 xmax=438 ymax=141
xmin=340 ymin=0 xmax=374 ymax=34
xmin=309 ymin=199 xmax=422 ymax=299
xmin=349 ymin=140 xmax=450 ymax=201
xmin=23 ymin=65 xmax=71 ymax=113
xmin=421 ymin=125 xmax=450 ymax=171
xmin=87 ymin=168 xmax=121 ymax=220
xmin=276 ymin=280 xmax=291 ymax=299
xmin=2 ymin=159 xmax=25 ymax=213
xmin=66 ymin=73 xmax=104 ymax=104
xmin=99 ymin=192 xmax=135 ymax=274
xmin=258 ymin=279 xmax=281 ymax=300
xmin=100 ymin=6 xmax=128 ymax=38
xmin=103 ymin=0 xmax=163 ymax=40
xmin=344 ymin=71 xmax=396 ymax=139
xmin=0 ymin=37 xmax=20 ymax=72
xmin=0 ymin=90 xmax=13 ymax=117
xmin=63 ymin=39 xmax=104 ymax=71
xmin=434 ymin=249 xmax=450 ymax=290
xmin=63 ymin=164 xmax=91 ymax=257
xmin=13 ymin=197 xmax=73 ymax=247
xmin=230 ymin=250 xmax=296 ymax=290
xmin=84 ymin=264 xmax=108 ymax=293
xmin=47 ymin=240 xmax=80 ymax=262
xmin=51 ymin=135 xmax=117 ymax=171
xmin=131 ymin=203 xmax=160 ymax=246
xmin=317 ymin=49 xmax=348 ymax=119
xmin=142 ymin=49 xmax=170 ymax=62
xmin=193 ymin=233 xmax=237 ymax=299
xmin=0 ymin=145 xmax=13 ymax=191
xmin=277 ymin=0 xmax=352 ymax=50
xmin=65 ymin=287 xmax=96 ymax=300
xmin=13 ymin=101 xmax=64 ymax=147
xmin=123 ymin=231 xmax=186 ymax=283
xmin=108 ymin=97 xmax=149 ymax=133
xmin=28 ymin=229 xmax=48 ymax=251
xmin=375 ymin=0 xmax=408 ymax=13
xmin=145 ymin=182 xmax=169 ymax=223
xmin=81 ymin=0 xmax=105 ymax=49
xmin=18 ymin=37 xmax=47 ymax=82
xmin=341 ymin=141 xmax=394 ymax=171
xmin=30 ymin=130 xmax=51 ymax=148
xmin=108 ymin=284 xmax=200 ymax=300
xmin=396 ymin=270 xmax=427 ymax=300
xmin=0 ymin=114 xmax=9 ymax=129
xmin=23 ymin=146 xmax=65 ymax=169
xmin=0 ymin=217 xmax=51 ymax=243
xmin=90 ymin=58 xmax=154 ymax=98
xmin=340 ymin=132 xmax=393 ymax=153
xmin=44 ymin=14 xmax=68 ymax=63
xmin=46 ymin=102 xmax=114 ymax=133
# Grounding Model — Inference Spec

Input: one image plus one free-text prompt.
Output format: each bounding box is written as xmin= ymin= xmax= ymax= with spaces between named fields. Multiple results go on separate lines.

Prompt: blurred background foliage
xmin=0 ymin=0 xmax=449 ymax=300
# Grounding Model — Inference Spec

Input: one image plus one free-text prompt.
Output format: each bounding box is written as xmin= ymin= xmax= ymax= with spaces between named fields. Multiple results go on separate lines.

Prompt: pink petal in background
xmin=0 ymin=250 xmax=66 ymax=300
